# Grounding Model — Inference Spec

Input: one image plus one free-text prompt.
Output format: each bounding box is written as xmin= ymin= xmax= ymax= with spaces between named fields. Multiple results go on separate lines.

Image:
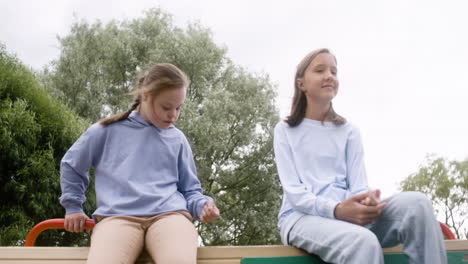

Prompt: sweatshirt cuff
xmin=64 ymin=202 xmax=83 ymax=215
xmin=316 ymin=197 xmax=339 ymax=219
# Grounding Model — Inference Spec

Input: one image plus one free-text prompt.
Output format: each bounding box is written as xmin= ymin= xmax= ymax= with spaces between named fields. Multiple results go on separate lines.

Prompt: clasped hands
xmin=334 ymin=189 xmax=386 ymax=226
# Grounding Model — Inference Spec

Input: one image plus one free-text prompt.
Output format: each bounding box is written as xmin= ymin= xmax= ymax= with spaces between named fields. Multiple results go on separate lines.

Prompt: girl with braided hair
xmin=59 ymin=63 xmax=219 ymax=264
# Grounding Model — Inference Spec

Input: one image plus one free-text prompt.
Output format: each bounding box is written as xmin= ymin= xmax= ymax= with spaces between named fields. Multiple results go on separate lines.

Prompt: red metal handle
xmin=439 ymin=222 xmax=456 ymax=240
xmin=24 ymin=218 xmax=456 ymax=247
xmin=24 ymin=218 xmax=95 ymax=246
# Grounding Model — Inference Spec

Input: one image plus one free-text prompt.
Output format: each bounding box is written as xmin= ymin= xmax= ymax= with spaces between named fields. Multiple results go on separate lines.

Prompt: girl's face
xmin=297 ymin=52 xmax=339 ymax=104
xmin=139 ymin=87 xmax=186 ymax=129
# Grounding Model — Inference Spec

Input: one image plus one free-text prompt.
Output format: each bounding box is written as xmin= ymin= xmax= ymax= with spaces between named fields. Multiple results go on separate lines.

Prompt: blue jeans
xmin=288 ymin=192 xmax=447 ymax=264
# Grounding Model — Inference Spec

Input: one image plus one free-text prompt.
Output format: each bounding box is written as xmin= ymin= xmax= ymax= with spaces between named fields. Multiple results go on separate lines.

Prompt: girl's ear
xmin=296 ymin=78 xmax=305 ymax=91
xmin=141 ymin=90 xmax=150 ymax=102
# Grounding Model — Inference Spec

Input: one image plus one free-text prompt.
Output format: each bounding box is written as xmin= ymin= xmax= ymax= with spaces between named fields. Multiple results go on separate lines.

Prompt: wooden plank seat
xmin=240 ymin=242 xmax=468 ymax=264
xmin=0 ymin=219 xmax=465 ymax=263
xmin=1 ymin=241 xmax=468 ymax=264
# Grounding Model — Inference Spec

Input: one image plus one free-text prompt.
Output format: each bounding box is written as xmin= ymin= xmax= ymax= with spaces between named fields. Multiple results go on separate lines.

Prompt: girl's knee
xmin=401 ymin=191 xmax=433 ymax=210
xmin=402 ymin=191 xmax=429 ymax=202
xmin=391 ymin=191 xmax=431 ymax=207
xmin=390 ymin=192 xmax=435 ymax=222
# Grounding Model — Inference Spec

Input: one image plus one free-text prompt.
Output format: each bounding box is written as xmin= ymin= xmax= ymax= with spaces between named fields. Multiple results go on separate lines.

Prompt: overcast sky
xmin=1 ymin=0 xmax=467 ymax=198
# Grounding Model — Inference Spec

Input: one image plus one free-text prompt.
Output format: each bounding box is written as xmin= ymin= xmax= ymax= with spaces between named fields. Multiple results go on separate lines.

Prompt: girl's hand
xmin=334 ymin=192 xmax=386 ymax=226
xmin=64 ymin=212 xmax=90 ymax=232
xmin=200 ymin=200 xmax=220 ymax=223
xmin=360 ymin=189 xmax=381 ymax=206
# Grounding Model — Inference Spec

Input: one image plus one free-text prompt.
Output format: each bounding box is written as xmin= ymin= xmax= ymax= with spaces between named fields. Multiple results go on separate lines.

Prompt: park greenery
xmin=400 ymin=155 xmax=468 ymax=239
xmin=0 ymin=44 xmax=94 ymax=246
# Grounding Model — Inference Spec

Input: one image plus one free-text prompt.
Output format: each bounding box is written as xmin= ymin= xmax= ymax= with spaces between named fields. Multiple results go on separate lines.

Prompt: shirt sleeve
xmin=177 ymin=134 xmax=212 ymax=221
xmin=345 ymin=125 xmax=368 ymax=197
xmin=59 ymin=124 xmax=103 ymax=215
xmin=274 ymin=122 xmax=339 ymax=219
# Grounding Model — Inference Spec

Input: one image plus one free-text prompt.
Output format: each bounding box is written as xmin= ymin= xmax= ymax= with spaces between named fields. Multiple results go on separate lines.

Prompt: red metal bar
xmin=439 ymin=222 xmax=456 ymax=240
xmin=24 ymin=218 xmax=95 ymax=246
xmin=24 ymin=219 xmax=456 ymax=247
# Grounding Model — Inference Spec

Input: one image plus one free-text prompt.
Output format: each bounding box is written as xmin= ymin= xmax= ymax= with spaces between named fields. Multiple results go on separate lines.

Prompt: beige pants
xmin=86 ymin=211 xmax=198 ymax=264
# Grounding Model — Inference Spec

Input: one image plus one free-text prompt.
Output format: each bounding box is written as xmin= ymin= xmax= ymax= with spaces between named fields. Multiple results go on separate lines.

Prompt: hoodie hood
xmin=126 ymin=111 xmax=174 ymax=130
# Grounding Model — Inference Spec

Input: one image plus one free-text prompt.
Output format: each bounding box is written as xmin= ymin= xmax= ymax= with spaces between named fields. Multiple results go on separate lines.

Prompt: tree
xmin=0 ymin=44 xmax=96 ymax=246
xmin=400 ymin=155 xmax=468 ymax=239
xmin=40 ymin=8 xmax=281 ymax=245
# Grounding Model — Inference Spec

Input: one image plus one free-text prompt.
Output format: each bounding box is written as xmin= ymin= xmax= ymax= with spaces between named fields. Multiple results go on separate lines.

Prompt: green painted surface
xmin=240 ymin=251 xmax=468 ymax=264
xmin=241 ymin=255 xmax=327 ymax=264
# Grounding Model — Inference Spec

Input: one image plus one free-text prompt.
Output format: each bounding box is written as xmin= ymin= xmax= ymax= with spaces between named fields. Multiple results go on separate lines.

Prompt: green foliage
xmin=400 ymin=155 xmax=468 ymax=239
xmin=41 ymin=8 xmax=281 ymax=245
xmin=0 ymin=44 xmax=95 ymax=246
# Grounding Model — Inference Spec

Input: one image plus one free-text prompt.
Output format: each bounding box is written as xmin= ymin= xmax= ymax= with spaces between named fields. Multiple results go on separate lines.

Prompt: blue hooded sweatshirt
xmin=59 ymin=111 xmax=212 ymax=221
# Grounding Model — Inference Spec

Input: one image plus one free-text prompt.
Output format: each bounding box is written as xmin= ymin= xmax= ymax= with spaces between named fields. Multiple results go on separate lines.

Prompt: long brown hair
xmin=99 ymin=63 xmax=189 ymax=126
xmin=286 ymin=48 xmax=346 ymax=127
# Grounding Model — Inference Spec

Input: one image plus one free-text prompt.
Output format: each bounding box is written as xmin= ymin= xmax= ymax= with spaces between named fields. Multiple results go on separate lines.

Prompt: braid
xmin=99 ymin=96 xmax=141 ymax=126
xmin=129 ymin=96 xmax=141 ymax=111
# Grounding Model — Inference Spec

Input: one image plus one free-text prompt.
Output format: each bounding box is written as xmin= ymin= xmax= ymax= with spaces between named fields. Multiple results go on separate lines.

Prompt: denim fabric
xmin=288 ymin=192 xmax=447 ymax=264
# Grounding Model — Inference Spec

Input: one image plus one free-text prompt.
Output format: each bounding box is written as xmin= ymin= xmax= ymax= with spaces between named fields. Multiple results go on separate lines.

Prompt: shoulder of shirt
xmin=85 ymin=122 xmax=104 ymax=133
xmin=82 ymin=122 xmax=108 ymax=139
xmin=274 ymin=120 xmax=290 ymax=136
xmin=343 ymin=121 xmax=360 ymax=132
xmin=275 ymin=120 xmax=289 ymax=130
xmin=341 ymin=121 xmax=363 ymax=141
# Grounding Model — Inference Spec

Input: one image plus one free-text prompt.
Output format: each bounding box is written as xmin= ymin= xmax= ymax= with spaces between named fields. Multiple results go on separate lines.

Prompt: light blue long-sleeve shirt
xmin=59 ymin=111 xmax=212 ymax=221
xmin=273 ymin=119 xmax=368 ymax=244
